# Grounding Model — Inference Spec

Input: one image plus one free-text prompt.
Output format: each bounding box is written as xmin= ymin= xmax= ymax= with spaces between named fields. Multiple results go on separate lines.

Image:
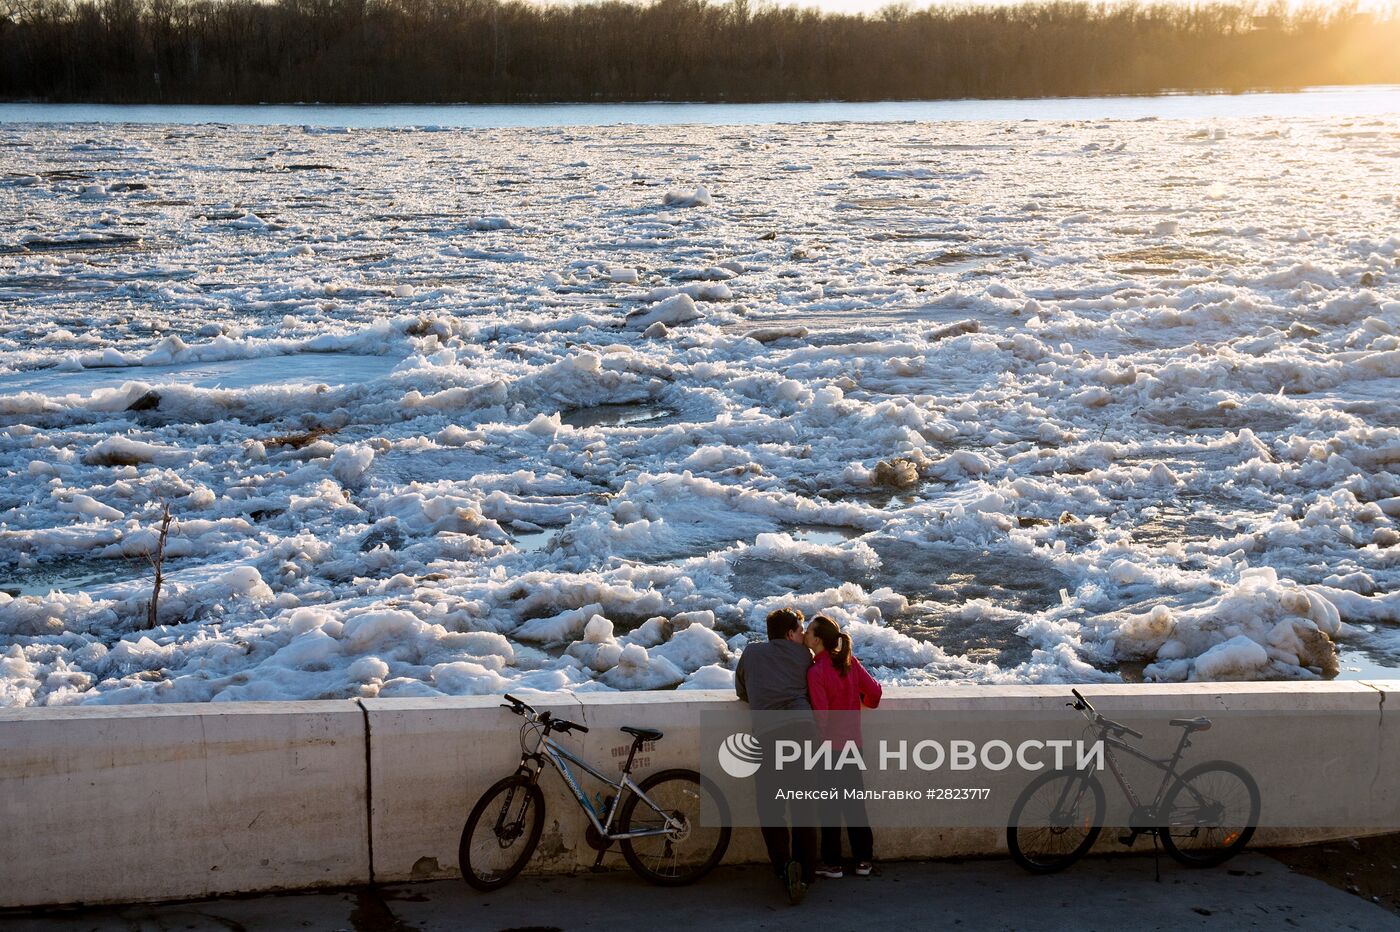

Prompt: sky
xmin=755 ymin=0 xmax=1390 ymax=14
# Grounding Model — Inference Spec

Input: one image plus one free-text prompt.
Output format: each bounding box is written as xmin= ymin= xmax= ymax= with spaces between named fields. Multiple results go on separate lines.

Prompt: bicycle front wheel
xmin=1159 ymin=760 xmax=1259 ymax=868
xmin=459 ymin=774 xmax=545 ymax=891
xmin=1007 ymin=769 xmax=1105 ymax=874
xmin=619 ymin=768 xmax=732 ymax=886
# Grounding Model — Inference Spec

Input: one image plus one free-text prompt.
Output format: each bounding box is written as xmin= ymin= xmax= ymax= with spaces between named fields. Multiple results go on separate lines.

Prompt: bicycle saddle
xmin=621 ymin=726 xmax=663 ymax=742
xmin=1169 ymin=716 xmax=1212 ymax=731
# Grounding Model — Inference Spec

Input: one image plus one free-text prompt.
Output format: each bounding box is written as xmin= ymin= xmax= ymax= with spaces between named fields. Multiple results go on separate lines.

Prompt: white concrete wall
xmin=363 ymin=690 xmax=772 ymax=884
xmin=0 ymin=700 xmax=369 ymax=909
xmin=2 ymin=681 xmax=1395 ymax=907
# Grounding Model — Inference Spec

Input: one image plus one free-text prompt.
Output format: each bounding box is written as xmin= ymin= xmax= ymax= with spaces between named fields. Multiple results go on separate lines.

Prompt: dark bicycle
xmin=459 ymin=694 xmax=732 ymax=890
xmin=1007 ymin=688 xmax=1260 ymax=874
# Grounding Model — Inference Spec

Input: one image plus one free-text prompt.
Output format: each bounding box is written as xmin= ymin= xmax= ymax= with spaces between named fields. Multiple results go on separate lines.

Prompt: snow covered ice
xmin=1 ymin=115 xmax=1398 ymax=706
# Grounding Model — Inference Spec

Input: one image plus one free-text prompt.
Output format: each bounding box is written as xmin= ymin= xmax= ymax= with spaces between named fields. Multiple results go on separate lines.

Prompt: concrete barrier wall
xmin=2 ymin=681 xmax=1394 ymax=908
xmin=0 ymin=700 xmax=369 ymax=908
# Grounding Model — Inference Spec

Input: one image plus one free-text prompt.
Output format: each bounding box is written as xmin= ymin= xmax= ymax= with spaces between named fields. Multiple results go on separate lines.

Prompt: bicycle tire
xmin=619 ymin=768 xmax=732 ymax=886
xmin=1159 ymin=760 xmax=1259 ymax=868
xmin=459 ymin=773 xmax=545 ymax=891
xmin=1007 ymin=769 xmax=1105 ymax=874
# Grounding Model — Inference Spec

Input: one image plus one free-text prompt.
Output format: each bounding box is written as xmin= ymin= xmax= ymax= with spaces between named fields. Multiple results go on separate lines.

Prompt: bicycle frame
xmin=1052 ymin=723 xmax=1199 ymax=827
xmin=1099 ymin=727 xmax=1196 ymax=822
xmin=517 ymin=727 xmax=679 ymax=842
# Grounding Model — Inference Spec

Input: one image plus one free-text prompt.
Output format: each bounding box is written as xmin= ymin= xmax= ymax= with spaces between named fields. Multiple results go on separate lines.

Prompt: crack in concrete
xmin=1361 ymin=681 xmax=1386 ymax=801
xmin=355 ymin=698 xmax=377 ymax=885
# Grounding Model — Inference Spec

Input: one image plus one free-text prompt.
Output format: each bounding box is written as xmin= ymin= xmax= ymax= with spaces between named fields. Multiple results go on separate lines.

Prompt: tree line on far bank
xmin=1 ymin=0 xmax=1396 ymax=104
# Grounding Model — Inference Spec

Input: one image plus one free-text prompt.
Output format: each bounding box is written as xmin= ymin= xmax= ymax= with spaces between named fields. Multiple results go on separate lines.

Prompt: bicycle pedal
xmin=1117 ymin=833 xmax=1137 ymax=846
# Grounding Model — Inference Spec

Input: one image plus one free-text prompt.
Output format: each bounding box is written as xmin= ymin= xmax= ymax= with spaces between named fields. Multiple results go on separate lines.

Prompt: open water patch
xmin=0 ymin=352 xmax=402 ymax=398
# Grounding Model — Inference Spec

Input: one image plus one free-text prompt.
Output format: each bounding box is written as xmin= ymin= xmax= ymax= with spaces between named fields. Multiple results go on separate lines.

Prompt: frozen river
xmin=0 ymin=101 xmax=1398 ymax=705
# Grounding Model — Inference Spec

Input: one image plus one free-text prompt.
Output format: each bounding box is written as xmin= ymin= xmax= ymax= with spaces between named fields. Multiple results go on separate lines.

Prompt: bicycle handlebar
xmin=553 ymin=719 xmax=589 ymax=734
xmin=501 ymin=694 xmax=588 ymax=734
xmin=502 ymin=693 xmax=535 ymax=714
xmin=1069 ymin=689 xmax=1143 ymax=739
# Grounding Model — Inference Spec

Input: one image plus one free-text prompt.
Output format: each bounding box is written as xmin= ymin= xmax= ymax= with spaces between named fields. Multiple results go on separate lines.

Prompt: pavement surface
xmin=3 ymin=853 xmax=1396 ymax=932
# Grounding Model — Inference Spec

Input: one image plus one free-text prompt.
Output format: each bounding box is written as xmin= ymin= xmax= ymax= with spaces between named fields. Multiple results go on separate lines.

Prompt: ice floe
xmin=1 ymin=115 xmax=1399 ymax=705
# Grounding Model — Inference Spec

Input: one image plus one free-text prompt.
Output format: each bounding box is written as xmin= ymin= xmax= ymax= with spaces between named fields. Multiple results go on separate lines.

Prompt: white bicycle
xmin=459 ymin=693 xmax=732 ymax=890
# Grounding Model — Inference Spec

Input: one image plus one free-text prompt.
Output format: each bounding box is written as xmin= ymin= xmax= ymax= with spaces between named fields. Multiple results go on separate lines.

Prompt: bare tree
xmin=145 ymin=501 xmax=173 ymax=630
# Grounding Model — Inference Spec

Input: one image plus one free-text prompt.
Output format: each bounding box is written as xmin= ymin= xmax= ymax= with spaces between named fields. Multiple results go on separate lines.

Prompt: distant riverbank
xmin=3 ymin=0 xmax=1398 ymax=106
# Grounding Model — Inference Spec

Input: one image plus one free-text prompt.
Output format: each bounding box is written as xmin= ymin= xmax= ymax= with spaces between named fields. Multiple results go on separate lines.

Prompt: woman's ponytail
xmin=812 ymin=616 xmax=852 ymax=676
xmin=832 ymin=632 xmax=853 ymax=675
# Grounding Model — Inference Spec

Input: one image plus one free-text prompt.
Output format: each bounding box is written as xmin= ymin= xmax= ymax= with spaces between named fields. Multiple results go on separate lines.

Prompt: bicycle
xmin=459 ymin=693 xmax=732 ymax=891
xmin=1007 ymin=688 xmax=1260 ymax=874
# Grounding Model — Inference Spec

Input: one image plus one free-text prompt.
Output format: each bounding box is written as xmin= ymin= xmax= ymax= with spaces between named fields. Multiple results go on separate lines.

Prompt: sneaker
xmin=854 ymin=861 xmax=874 ymax=877
xmin=814 ymin=862 xmax=845 ymax=879
xmin=784 ymin=860 xmax=808 ymax=905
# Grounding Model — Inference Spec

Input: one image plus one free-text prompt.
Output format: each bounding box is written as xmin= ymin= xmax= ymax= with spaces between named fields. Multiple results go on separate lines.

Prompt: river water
xmin=2 ymin=84 xmax=1398 ymax=128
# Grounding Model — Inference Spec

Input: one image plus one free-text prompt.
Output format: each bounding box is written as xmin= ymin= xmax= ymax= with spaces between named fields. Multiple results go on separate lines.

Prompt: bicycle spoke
xmin=1012 ymin=773 xmax=1099 ymax=867
xmin=467 ymin=783 xmax=536 ymax=882
xmin=625 ymin=778 xmax=721 ymax=879
xmin=1163 ymin=767 xmax=1256 ymax=855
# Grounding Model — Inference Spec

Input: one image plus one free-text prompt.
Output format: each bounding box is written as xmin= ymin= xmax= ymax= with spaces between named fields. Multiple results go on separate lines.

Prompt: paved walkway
xmin=4 ymin=853 xmax=1394 ymax=932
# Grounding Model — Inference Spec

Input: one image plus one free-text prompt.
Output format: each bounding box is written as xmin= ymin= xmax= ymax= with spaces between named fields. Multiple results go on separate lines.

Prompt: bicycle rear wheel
xmin=459 ymin=774 xmax=545 ymax=891
xmin=1007 ymin=769 xmax=1105 ymax=873
xmin=1159 ymin=760 xmax=1259 ymax=868
xmin=619 ymin=768 xmax=732 ymax=886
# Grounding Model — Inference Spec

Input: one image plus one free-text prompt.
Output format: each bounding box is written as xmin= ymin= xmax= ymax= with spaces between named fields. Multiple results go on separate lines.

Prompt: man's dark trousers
xmin=753 ymin=715 xmax=819 ymax=884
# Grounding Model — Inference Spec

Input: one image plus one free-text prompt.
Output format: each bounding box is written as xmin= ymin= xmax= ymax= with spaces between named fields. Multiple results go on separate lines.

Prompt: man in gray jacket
xmin=735 ymin=607 xmax=818 ymax=904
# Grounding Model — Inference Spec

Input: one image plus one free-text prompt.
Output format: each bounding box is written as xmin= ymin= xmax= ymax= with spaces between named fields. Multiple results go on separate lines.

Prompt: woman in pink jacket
xmin=805 ymin=615 xmax=882 ymax=878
